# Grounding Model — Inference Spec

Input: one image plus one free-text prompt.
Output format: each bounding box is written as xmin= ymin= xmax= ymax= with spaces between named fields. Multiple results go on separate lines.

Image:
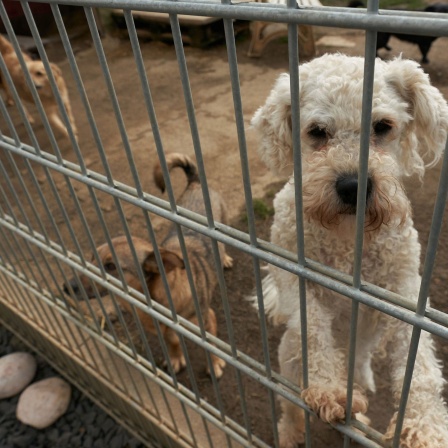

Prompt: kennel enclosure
xmin=1 ymin=1 xmax=448 ymax=447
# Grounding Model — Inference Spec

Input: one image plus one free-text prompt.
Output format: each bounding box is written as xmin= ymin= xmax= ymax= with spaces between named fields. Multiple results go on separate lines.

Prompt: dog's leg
xmin=384 ymin=323 xmax=448 ymax=447
xmin=4 ymin=89 xmax=14 ymax=106
xmin=277 ymin=329 xmax=306 ymax=448
xmin=61 ymin=91 xmax=78 ymax=141
xmin=2 ymin=84 xmax=34 ymax=123
xmin=299 ymin=296 xmax=368 ymax=424
xmin=12 ymin=97 xmax=34 ymax=124
xmin=353 ymin=308 xmax=384 ymax=393
xmin=163 ymin=327 xmax=186 ymax=374
xmin=418 ymin=42 xmax=432 ymax=64
xmin=204 ymin=308 xmax=226 ymax=378
xmin=217 ymin=239 xmax=233 ymax=269
xmin=46 ymin=105 xmax=70 ymax=140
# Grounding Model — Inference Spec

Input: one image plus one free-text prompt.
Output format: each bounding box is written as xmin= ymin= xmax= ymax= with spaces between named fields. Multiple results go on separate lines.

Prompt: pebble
xmin=0 ymin=352 xmax=37 ymax=399
xmin=16 ymin=377 xmax=72 ymax=429
xmin=1 ymin=326 xmax=144 ymax=447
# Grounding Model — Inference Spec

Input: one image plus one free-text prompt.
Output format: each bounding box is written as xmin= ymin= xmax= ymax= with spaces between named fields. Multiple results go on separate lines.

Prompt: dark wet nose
xmin=63 ymin=278 xmax=80 ymax=297
xmin=336 ymin=174 xmax=372 ymax=207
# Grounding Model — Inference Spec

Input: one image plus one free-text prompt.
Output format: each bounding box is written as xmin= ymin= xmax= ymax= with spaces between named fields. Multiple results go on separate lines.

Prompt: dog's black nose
xmin=336 ymin=174 xmax=372 ymax=207
xmin=63 ymin=279 xmax=79 ymax=296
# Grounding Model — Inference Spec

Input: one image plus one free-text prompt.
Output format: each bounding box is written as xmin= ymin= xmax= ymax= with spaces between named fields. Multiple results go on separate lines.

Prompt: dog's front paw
xmin=207 ymin=356 xmax=226 ymax=379
xmin=385 ymin=412 xmax=448 ymax=448
xmin=302 ymin=385 xmax=368 ymax=423
xmin=25 ymin=113 xmax=35 ymax=124
xmin=164 ymin=355 xmax=186 ymax=374
xmin=223 ymin=254 xmax=233 ymax=269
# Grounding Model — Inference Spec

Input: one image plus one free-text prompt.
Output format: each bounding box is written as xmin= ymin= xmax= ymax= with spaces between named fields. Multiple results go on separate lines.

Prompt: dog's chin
xmin=321 ymin=213 xmax=359 ymax=240
xmin=309 ymin=208 xmax=388 ymax=241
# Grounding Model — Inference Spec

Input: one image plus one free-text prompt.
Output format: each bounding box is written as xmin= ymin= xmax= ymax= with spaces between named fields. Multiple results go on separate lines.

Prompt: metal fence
xmin=1 ymin=0 xmax=448 ymax=447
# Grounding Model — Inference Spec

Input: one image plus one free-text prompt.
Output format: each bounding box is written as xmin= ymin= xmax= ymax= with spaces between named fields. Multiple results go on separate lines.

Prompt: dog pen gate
xmin=1 ymin=0 xmax=448 ymax=447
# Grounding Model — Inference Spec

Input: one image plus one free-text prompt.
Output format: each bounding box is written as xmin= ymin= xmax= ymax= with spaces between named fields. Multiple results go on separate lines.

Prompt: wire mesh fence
xmin=1 ymin=1 xmax=448 ymax=447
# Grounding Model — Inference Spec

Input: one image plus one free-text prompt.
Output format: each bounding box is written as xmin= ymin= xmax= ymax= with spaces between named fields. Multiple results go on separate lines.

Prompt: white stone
xmin=0 ymin=352 xmax=37 ymax=399
xmin=16 ymin=377 xmax=71 ymax=429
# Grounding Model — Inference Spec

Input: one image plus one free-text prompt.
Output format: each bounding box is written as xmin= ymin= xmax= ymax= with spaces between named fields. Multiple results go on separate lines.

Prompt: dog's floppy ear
xmin=251 ymin=73 xmax=294 ymax=177
xmin=386 ymin=58 xmax=448 ymax=178
xmin=143 ymin=249 xmax=184 ymax=275
xmin=49 ymin=63 xmax=62 ymax=77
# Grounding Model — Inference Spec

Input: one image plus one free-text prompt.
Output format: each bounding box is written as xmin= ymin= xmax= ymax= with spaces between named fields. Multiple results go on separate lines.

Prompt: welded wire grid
xmin=0 ymin=0 xmax=448 ymax=447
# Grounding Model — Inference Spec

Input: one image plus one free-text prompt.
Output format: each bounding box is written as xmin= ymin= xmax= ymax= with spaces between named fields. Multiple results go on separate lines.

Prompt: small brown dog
xmin=0 ymin=35 xmax=78 ymax=141
xmin=64 ymin=153 xmax=232 ymax=378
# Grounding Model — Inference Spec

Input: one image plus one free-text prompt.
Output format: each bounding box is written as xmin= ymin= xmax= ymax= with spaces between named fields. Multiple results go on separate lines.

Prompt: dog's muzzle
xmin=336 ymin=174 xmax=372 ymax=211
xmin=63 ymin=278 xmax=84 ymax=298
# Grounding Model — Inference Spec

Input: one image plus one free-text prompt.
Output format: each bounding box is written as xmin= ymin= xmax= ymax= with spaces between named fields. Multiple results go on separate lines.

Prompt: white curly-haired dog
xmin=251 ymin=53 xmax=448 ymax=447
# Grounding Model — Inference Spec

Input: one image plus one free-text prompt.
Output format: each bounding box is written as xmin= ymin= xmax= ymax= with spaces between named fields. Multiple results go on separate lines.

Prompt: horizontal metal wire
xmin=2 ymin=2 xmax=448 ymax=447
xmin=21 ymin=0 xmax=448 ymax=36
xmin=2 ymin=136 xmax=448 ymax=340
xmin=0 ymin=263 xmax=385 ymax=447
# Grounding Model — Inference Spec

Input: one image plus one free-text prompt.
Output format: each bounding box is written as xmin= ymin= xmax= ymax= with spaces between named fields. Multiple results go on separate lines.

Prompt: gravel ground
xmin=0 ymin=324 xmax=147 ymax=448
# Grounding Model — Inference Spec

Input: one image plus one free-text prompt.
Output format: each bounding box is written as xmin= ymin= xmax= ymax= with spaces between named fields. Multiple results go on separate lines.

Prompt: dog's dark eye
xmin=104 ymin=262 xmax=116 ymax=272
xmin=308 ymin=125 xmax=328 ymax=139
xmin=373 ymin=120 xmax=392 ymax=136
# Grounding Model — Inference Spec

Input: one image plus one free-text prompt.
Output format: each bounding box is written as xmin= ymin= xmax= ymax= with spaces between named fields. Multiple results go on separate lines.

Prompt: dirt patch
xmin=2 ymin=5 xmax=448 ymax=447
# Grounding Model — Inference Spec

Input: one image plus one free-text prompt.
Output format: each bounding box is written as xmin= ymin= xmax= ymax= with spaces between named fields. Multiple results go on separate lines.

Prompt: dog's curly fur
xmin=251 ymin=53 xmax=448 ymax=447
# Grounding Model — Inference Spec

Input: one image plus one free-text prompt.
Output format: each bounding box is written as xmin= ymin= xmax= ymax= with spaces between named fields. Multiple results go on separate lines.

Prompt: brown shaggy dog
xmin=64 ymin=153 xmax=233 ymax=378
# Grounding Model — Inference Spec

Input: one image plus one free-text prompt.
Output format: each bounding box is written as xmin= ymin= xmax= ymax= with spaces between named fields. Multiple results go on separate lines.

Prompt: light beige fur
xmin=0 ymin=35 xmax=77 ymax=141
xmin=251 ymin=53 xmax=448 ymax=447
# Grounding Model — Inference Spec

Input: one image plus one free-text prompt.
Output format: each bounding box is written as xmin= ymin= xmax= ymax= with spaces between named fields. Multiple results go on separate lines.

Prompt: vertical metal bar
xmin=286 ymin=0 xmax=311 ymax=446
xmin=50 ymin=4 xmax=114 ymax=183
xmin=0 ymin=81 xmax=21 ymax=146
xmin=82 ymin=6 xmax=183 ymax=370
xmin=122 ymin=11 xmax=228 ymax=439
xmin=21 ymin=1 xmax=79 ymax=148
xmin=1 ymin=3 xmax=115 ymax=305
xmin=51 ymin=7 xmax=188 ymax=394
xmin=83 ymin=7 xmax=144 ymax=196
xmin=222 ymin=0 xmax=279 ymax=440
xmin=0 ymin=228 xmax=37 ymax=319
xmin=221 ymin=0 xmax=278 ymax=443
xmin=392 ymin=141 xmax=448 ymax=446
xmin=0 ymin=2 xmax=62 ymax=159
xmin=0 ymin=45 xmax=40 ymax=146
xmin=344 ymin=2 xmax=378 ymax=445
xmin=170 ymin=11 xmax=257 ymax=447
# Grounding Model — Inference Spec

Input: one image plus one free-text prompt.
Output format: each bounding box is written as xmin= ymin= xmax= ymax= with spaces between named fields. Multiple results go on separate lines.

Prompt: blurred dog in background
xmin=0 ymin=34 xmax=77 ymax=140
xmin=348 ymin=1 xmax=448 ymax=64
xmin=64 ymin=153 xmax=232 ymax=378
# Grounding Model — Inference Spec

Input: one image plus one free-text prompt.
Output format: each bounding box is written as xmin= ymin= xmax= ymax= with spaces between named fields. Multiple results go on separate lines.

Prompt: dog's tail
xmin=153 ymin=153 xmax=200 ymax=193
xmin=247 ymin=273 xmax=288 ymax=326
xmin=0 ymin=35 xmax=14 ymax=55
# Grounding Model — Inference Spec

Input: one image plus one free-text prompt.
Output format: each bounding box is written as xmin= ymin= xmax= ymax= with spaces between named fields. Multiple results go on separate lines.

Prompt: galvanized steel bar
xmin=21 ymin=1 xmax=79 ymax=148
xmin=122 ymin=10 xmax=229 ymax=428
xmin=344 ymin=1 xmax=379 ymax=445
xmin=3 ymin=137 xmax=448 ymax=342
xmin=222 ymin=0 xmax=280 ymax=443
xmin=286 ymin=0 xmax=311 ymax=445
xmin=1 ymin=1 xmax=448 ymax=447
xmin=0 ymin=3 xmax=64 ymax=159
xmin=19 ymin=0 xmax=448 ymax=36
xmin=84 ymin=7 xmax=201 ymax=398
xmin=392 ymin=138 xmax=448 ymax=446
xmin=169 ymin=9 xmax=252 ymax=445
